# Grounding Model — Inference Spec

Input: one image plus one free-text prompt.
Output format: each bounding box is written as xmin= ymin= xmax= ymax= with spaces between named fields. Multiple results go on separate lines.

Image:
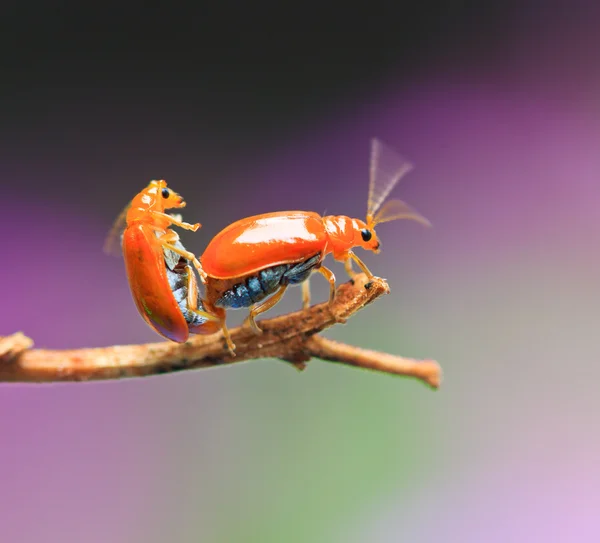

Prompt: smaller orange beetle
xmin=105 ymin=180 xmax=221 ymax=343
xmin=200 ymin=139 xmax=431 ymax=350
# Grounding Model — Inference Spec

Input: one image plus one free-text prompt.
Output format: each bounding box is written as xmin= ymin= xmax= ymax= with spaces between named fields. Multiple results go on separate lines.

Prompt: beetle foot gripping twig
xmin=0 ymin=274 xmax=442 ymax=389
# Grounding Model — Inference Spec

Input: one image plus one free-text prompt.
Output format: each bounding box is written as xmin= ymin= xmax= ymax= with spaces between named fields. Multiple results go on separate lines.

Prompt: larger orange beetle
xmin=200 ymin=139 xmax=431 ymax=352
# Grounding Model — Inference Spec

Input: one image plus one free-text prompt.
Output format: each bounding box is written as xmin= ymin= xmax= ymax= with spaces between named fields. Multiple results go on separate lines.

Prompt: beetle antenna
xmin=371 ymin=199 xmax=432 ymax=228
xmin=367 ymin=139 xmax=414 ymax=221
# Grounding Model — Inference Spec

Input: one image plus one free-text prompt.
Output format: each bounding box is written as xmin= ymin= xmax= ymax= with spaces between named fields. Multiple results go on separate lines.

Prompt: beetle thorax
xmin=126 ymin=185 xmax=164 ymax=225
xmin=323 ymin=215 xmax=360 ymax=257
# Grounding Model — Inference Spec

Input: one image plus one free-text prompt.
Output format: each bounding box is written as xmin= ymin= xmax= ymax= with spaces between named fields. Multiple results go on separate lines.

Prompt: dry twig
xmin=0 ymin=274 xmax=441 ymax=388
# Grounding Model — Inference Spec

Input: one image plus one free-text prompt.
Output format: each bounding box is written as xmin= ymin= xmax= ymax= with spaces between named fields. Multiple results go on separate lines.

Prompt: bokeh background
xmin=2 ymin=2 xmax=600 ymax=542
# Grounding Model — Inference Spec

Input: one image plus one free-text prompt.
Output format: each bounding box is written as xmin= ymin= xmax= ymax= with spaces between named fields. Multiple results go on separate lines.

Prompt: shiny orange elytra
xmin=200 ymin=139 xmax=431 ymax=347
xmin=105 ymin=180 xmax=221 ymax=343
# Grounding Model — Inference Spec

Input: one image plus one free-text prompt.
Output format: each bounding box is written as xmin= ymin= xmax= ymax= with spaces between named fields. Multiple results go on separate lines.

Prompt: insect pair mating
xmin=105 ymin=139 xmax=431 ymax=354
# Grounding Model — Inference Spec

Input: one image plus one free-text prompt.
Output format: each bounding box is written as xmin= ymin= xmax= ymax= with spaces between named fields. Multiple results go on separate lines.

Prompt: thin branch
xmin=0 ymin=274 xmax=441 ymax=388
xmin=305 ymin=336 xmax=441 ymax=388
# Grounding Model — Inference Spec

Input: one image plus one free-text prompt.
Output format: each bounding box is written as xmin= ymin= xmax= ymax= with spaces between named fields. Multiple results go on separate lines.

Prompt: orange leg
xmin=151 ymin=211 xmax=200 ymax=232
xmin=318 ymin=266 xmax=336 ymax=306
xmin=301 ymin=266 xmax=336 ymax=309
xmin=183 ymin=266 xmax=235 ymax=353
xmin=345 ymin=251 xmax=374 ymax=280
xmin=244 ymin=285 xmax=289 ymax=334
xmin=344 ymin=258 xmax=357 ymax=278
xmin=220 ymin=321 xmax=235 ymax=355
xmin=301 ymin=280 xmax=311 ymax=309
xmin=163 ymin=242 xmax=203 ymax=278
xmin=185 ymin=266 xmax=220 ymax=322
xmin=185 ymin=264 xmax=199 ymax=310
xmin=157 ymin=230 xmax=205 ymax=279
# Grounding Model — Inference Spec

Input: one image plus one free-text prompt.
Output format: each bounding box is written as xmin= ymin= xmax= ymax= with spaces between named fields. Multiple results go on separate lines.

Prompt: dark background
xmin=1 ymin=1 xmax=521 ymax=211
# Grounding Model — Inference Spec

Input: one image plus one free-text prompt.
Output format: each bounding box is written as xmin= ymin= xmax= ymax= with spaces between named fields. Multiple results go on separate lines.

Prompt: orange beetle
xmin=105 ymin=180 xmax=221 ymax=343
xmin=200 ymin=139 xmax=431 ymax=349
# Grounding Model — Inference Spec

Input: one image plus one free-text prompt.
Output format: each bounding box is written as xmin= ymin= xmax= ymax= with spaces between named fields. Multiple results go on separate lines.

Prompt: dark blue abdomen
xmin=216 ymin=254 xmax=321 ymax=310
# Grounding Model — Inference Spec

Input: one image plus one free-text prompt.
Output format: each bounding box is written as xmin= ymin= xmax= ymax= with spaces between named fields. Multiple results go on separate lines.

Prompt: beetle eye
xmin=161 ymin=188 xmax=170 ymax=199
xmin=361 ymin=229 xmax=372 ymax=242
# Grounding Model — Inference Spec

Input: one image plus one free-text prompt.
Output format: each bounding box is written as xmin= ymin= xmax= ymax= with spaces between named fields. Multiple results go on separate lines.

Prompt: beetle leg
xmin=220 ymin=322 xmax=236 ymax=355
xmin=184 ymin=265 xmax=216 ymax=321
xmin=183 ymin=266 xmax=236 ymax=354
xmin=162 ymin=242 xmax=204 ymax=278
xmin=151 ymin=211 xmax=201 ymax=232
xmin=302 ymin=264 xmax=335 ymax=308
xmin=164 ymin=241 xmax=199 ymax=268
xmin=153 ymin=228 xmax=180 ymax=245
xmin=301 ymin=280 xmax=311 ymax=309
xmin=315 ymin=265 xmax=336 ymax=306
xmin=185 ymin=264 xmax=198 ymax=309
xmin=344 ymin=258 xmax=357 ymax=278
xmin=156 ymin=230 xmax=206 ymax=280
xmin=346 ymin=251 xmax=374 ymax=280
xmin=244 ymin=284 xmax=288 ymax=334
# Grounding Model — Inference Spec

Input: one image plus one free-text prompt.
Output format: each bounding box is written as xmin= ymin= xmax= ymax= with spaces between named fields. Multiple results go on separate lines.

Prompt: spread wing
xmin=103 ymin=203 xmax=131 ymax=256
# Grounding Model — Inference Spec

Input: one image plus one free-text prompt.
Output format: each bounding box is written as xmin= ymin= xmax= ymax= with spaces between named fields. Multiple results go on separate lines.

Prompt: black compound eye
xmin=161 ymin=188 xmax=170 ymax=199
xmin=360 ymin=228 xmax=372 ymax=242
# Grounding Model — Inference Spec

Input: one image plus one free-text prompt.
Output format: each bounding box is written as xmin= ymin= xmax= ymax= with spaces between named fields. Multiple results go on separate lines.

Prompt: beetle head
xmin=353 ymin=218 xmax=381 ymax=254
xmin=147 ymin=180 xmax=186 ymax=211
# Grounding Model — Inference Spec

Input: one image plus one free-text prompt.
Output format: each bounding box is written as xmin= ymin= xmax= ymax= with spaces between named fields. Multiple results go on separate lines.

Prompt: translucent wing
xmin=367 ymin=138 xmax=414 ymax=221
xmin=372 ymin=199 xmax=431 ymax=227
xmin=103 ymin=203 xmax=131 ymax=256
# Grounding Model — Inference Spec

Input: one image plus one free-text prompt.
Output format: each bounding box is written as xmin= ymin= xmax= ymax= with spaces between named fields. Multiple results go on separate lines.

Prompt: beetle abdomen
xmin=216 ymin=265 xmax=287 ymax=309
xmin=164 ymin=246 xmax=213 ymax=328
xmin=216 ymin=254 xmax=321 ymax=310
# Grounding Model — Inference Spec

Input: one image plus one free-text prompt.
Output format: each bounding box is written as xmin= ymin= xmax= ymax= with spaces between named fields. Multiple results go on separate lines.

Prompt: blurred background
xmin=2 ymin=1 xmax=600 ymax=541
